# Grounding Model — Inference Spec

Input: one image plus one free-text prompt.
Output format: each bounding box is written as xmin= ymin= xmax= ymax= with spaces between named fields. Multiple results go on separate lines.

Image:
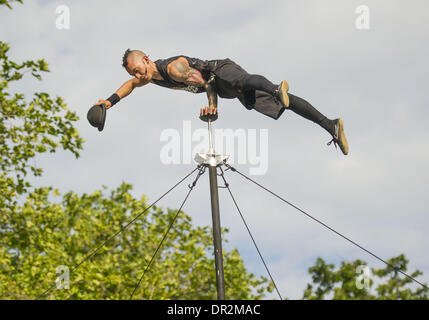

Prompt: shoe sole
xmin=279 ymin=80 xmax=290 ymax=108
xmin=338 ymin=118 xmax=349 ymax=155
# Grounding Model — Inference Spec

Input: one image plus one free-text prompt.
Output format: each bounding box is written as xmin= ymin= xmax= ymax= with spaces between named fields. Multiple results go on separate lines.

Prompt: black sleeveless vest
xmin=152 ymin=56 xmax=214 ymax=94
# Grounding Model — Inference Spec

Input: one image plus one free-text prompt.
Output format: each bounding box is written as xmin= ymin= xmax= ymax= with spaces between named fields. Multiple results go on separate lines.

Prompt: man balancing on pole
xmin=89 ymin=49 xmax=349 ymax=155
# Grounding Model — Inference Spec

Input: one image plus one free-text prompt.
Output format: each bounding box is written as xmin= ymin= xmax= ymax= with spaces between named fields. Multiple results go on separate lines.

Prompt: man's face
xmin=127 ymin=56 xmax=150 ymax=81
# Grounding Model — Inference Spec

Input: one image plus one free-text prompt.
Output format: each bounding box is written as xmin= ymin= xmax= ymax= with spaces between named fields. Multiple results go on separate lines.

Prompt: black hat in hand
xmin=87 ymin=104 xmax=106 ymax=132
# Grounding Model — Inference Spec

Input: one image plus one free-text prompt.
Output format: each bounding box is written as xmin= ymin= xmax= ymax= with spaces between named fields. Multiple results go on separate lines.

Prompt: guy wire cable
xmin=129 ymin=165 xmax=206 ymax=300
xmin=223 ymin=163 xmax=429 ymax=291
xmin=37 ymin=165 xmax=201 ymax=299
xmin=218 ymin=166 xmax=283 ymax=300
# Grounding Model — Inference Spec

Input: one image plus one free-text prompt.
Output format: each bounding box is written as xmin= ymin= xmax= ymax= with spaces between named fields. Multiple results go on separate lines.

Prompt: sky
xmin=1 ymin=0 xmax=428 ymax=299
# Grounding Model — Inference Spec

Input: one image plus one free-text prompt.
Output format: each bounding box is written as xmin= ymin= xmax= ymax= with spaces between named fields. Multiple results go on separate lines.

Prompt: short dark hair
xmin=122 ymin=48 xmax=132 ymax=68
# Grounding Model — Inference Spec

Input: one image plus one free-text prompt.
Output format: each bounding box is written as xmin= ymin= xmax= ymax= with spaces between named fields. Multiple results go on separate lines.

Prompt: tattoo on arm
xmin=170 ymin=58 xmax=217 ymax=107
xmin=170 ymin=59 xmax=205 ymax=86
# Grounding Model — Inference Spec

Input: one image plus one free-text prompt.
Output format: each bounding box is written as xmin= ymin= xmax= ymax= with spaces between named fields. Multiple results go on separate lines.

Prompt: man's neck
xmin=149 ymin=60 xmax=163 ymax=81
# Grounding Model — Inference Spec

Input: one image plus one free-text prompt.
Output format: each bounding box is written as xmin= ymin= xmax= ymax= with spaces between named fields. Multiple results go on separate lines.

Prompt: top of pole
xmin=199 ymin=106 xmax=218 ymax=123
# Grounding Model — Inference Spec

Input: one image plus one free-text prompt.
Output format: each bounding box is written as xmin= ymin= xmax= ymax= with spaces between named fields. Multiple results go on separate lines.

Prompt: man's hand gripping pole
xmin=199 ymin=105 xmax=218 ymax=122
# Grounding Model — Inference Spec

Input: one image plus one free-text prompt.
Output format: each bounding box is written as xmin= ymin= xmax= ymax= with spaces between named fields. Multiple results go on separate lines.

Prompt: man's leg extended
xmin=243 ymin=74 xmax=278 ymax=95
xmin=288 ymin=93 xmax=349 ymax=155
xmin=241 ymin=74 xmax=349 ymax=155
xmin=242 ymin=74 xmax=337 ymax=136
xmin=288 ymin=94 xmax=333 ymax=133
xmin=242 ymin=75 xmax=290 ymax=107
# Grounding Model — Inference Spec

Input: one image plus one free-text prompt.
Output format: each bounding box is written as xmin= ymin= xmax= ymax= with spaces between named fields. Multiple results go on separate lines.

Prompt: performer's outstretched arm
xmin=94 ymin=78 xmax=148 ymax=109
xmin=169 ymin=57 xmax=217 ymax=112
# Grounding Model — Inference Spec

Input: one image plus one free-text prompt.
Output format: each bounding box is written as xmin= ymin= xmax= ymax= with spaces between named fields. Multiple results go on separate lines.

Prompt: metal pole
xmin=208 ymin=163 xmax=226 ymax=300
xmin=206 ymin=119 xmax=225 ymax=299
xmin=196 ymin=114 xmax=227 ymax=300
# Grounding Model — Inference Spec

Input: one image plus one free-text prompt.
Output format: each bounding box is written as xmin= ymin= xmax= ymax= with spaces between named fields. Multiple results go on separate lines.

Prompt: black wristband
xmin=106 ymin=93 xmax=120 ymax=106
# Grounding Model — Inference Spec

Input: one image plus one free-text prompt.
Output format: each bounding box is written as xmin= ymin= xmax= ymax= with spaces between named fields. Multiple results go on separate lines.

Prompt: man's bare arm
xmin=169 ymin=57 xmax=218 ymax=110
xmin=94 ymin=78 xmax=148 ymax=109
xmin=117 ymin=78 xmax=148 ymax=99
xmin=205 ymin=79 xmax=217 ymax=110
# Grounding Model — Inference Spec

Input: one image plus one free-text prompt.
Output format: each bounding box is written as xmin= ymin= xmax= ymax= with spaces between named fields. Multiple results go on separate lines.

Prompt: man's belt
xmin=191 ymin=58 xmax=218 ymax=72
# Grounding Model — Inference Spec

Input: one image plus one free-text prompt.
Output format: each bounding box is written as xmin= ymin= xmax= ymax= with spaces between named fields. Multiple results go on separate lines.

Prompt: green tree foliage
xmin=0 ymin=183 xmax=272 ymax=299
xmin=0 ymin=40 xmax=84 ymax=205
xmin=303 ymin=255 xmax=429 ymax=300
xmin=0 ymin=0 xmax=22 ymax=9
xmin=0 ymin=2 xmax=273 ymax=299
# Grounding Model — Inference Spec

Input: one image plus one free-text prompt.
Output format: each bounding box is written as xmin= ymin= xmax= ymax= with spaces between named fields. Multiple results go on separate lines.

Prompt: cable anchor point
xmin=188 ymin=165 xmax=206 ymax=190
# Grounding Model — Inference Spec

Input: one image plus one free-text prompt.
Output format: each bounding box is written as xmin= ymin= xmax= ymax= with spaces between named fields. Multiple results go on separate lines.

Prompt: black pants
xmin=242 ymin=74 xmax=334 ymax=134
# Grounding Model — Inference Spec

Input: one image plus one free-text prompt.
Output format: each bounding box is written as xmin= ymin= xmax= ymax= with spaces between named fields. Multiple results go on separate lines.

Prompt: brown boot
xmin=327 ymin=118 xmax=349 ymax=155
xmin=275 ymin=80 xmax=290 ymax=108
